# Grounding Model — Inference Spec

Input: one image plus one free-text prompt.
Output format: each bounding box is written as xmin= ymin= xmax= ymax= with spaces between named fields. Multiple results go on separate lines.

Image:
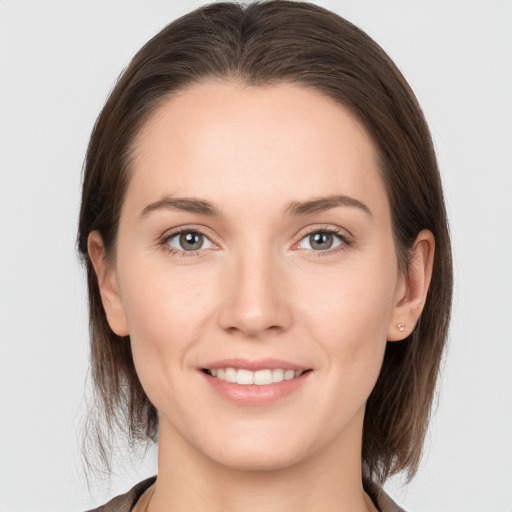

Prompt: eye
xmin=297 ymin=230 xmax=346 ymax=251
xmin=166 ymin=230 xmax=215 ymax=252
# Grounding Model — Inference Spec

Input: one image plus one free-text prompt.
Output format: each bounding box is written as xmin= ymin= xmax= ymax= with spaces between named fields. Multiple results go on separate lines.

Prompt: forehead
xmin=126 ymin=80 xmax=387 ymax=216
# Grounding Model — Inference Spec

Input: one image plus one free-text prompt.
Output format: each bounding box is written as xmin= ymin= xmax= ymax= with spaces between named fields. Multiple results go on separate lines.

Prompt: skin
xmin=89 ymin=81 xmax=434 ymax=512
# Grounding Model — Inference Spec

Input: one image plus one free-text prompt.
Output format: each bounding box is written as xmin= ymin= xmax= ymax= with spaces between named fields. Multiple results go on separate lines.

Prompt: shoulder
xmin=365 ymin=479 xmax=407 ymax=512
xmin=86 ymin=476 xmax=157 ymax=512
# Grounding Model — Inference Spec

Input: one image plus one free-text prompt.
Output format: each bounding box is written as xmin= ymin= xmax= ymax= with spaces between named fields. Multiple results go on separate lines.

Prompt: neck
xmin=150 ymin=409 xmax=375 ymax=512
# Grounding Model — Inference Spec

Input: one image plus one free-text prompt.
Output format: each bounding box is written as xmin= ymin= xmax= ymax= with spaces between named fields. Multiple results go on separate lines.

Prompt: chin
xmin=192 ymin=422 xmax=322 ymax=473
xmin=208 ymin=442 xmax=309 ymax=472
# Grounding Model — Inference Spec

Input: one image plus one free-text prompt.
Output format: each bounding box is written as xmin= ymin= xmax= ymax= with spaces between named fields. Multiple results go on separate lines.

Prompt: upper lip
xmin=201 ymin=358 xmax=311 ymax=372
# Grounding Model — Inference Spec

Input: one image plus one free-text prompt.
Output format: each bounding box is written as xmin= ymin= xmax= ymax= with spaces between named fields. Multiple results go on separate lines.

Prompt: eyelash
xmin=294 ymin=226 xmax=352 ymax=257
xmin=159 ymin=226 xmax=214 ymax=258
xmin=158 ymin=225 xmax=352 ymax=258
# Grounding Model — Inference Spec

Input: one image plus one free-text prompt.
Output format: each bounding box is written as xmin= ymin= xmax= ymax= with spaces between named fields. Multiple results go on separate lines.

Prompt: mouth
xmin=201 ymin=367 xmax=311 ymax=385
xmin=200 ymin=360 xmax=313 ymax=404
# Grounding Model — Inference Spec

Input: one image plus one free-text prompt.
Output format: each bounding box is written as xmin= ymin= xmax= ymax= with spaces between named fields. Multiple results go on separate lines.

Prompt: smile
xmin=204 ymin=368 xmax=305 ymax=385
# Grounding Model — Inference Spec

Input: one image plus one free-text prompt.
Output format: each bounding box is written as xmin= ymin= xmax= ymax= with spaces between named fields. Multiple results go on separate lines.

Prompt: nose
xmin=217 ymin=248 xmax=293 ymax=338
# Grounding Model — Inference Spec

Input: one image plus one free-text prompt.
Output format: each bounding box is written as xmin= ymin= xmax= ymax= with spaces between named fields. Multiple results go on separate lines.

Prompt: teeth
xmin=207 ymin=367 xmax=306 ymax=385
xmin=225 ymin=367 xmax=237 ymax=383
xmin=254 ymin=369 xmax=272 ymax=385
xmin=272 ymin=369 xmax=284 ymax=382
xmin=237 ymin=369 xmax=254 ymax=385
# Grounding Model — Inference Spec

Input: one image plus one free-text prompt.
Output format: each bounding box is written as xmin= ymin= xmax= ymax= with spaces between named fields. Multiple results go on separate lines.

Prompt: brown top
xmin=86 ymin=477 xmax=157 ymax=512
xmin=87 ymin=476 xmax=405 ymax=512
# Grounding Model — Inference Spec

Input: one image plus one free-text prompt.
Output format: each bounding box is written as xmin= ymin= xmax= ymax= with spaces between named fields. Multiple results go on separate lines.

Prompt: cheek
xmin=119 ymin=253 xmax=211 ymax=335
xmin=118 ymin=267 xmax=220 ymax=432
xmin=301 ymin=256 xmax=397 ymax=329
xmin=115 ymin=253 xmax=217 ymax=391
xmin=296 ymin=257 xmax=398 ymax=380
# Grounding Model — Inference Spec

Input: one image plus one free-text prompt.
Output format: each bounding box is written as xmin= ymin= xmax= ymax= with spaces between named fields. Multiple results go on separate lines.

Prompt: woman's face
xmin=99 ymin=81 xmax=408 ymax=470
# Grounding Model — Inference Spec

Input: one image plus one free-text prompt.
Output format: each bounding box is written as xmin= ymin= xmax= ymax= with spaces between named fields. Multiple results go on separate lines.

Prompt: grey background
xmin=1 ymin=1 xmax=511 ymax=511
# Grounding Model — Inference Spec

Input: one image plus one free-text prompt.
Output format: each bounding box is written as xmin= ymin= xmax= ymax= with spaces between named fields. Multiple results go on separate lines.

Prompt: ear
xmin=387 ymin=229 xmax=435 ymax=341
xmin=87 ymin=231 xmax=129 ymax=337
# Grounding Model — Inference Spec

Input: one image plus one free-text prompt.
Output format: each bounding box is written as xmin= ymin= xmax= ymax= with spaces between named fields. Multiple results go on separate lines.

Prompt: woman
xmin=78 ymin=1 xmax=452 ymax=511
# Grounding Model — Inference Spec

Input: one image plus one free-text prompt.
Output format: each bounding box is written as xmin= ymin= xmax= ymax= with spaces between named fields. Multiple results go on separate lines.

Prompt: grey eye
xmin=168 ymin=231 xmax=214 ymax=251
xmin=298 ymin=231 xmax=343 ymax=251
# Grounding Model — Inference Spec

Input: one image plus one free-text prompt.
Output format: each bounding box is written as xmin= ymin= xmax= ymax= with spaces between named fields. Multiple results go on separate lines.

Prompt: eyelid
xmin=158 ymin=225 xmax=219 ymax=256
xmin=291 ymin=225 xmax=353 ymax=252
xmin=157 ymin=223 xmax=353 ymax=257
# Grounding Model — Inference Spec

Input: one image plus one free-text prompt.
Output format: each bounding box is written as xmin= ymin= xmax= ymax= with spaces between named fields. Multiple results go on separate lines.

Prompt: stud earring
xmin=397 ymin=323 xmax=405 ymax=333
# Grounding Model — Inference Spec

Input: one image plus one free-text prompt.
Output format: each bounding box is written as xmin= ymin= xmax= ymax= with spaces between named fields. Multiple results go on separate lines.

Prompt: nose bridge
xmin=218 ymin=240 xmax=292 ymax=337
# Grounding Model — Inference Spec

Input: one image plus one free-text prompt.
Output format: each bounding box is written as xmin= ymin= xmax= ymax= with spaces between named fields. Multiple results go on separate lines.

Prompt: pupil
xmin=180 ymin=232 xmax=203 ymax=251
xmin=311 ymin=232 xmax=333 ymax=250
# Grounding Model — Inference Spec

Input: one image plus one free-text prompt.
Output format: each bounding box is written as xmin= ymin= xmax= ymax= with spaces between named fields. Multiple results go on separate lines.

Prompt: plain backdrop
xmin=1 ymin=1 xmax=511 ymax=511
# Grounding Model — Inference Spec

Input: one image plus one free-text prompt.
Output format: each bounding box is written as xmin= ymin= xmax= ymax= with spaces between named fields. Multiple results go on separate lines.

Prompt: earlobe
xmin=87 ymin=231 xmax=129 ymax=337
xmin=387 ymin=229 xmax=435 ymax=341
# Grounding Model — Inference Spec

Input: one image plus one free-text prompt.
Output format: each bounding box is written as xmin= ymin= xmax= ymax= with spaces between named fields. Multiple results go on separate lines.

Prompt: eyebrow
xmin=284 ymin=195 xmax=372 ymax=216
xmin=140 ymin=194 xmax=371 ymax=218
xmin=140 ymin=197 xmax=222 ymax=217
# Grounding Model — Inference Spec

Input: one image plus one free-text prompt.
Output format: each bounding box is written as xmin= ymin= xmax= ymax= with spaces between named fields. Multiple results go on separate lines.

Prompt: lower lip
xmin=202 ymin=371 xmax=311 ymax=405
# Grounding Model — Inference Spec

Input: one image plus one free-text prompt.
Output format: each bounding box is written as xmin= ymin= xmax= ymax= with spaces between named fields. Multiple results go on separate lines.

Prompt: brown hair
xmin=77 ymin=0 xmax=452 ymax=483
